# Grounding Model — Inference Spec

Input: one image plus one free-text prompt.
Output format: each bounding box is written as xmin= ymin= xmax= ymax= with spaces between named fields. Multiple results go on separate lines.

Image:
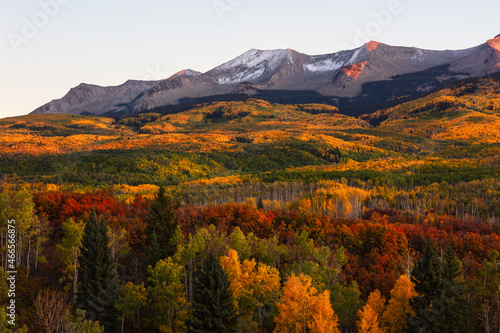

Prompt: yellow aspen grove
xmin=357 ymin=304 xmax=385 ymax=333
xmin=366 ymin=289 xmax=386 ymax=319
xmin=274 ymin=273 xmax=340 ymax=333
xmin=221 ymin=248 xmax=281 ymax=332
xmin=380 ymin=275 xmax=417 ymax=333
xmin=220 ymin=249 xmax=244 ymax=304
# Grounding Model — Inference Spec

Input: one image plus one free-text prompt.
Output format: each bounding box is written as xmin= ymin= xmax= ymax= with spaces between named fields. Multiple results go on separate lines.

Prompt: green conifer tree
xmin=77 ymin=209 xmax=120 ymax=332
xmin=145 ymin=231 xmax=162 ymax=268
xmin=406 ymin=242 xmax=474 ymax=333
xmin=406 ymin=240 xmax=442 ymax=332
xmin=257 ymin=197 xmax=264 ymax=210
xmin=146 ymin=186 xmax=178 ymax=265
xmin=187 ymin=252 xmax=238 ymax=333
xmin=434 ymin=245 xmax=474 ymax=332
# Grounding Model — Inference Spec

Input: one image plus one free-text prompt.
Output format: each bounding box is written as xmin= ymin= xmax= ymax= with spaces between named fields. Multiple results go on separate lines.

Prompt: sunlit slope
xmin=0 ymin=100 xmax=370 ymax=156
xmin=363 ymin=76 xmax=500 ymax=143
xmin=1 ymin=90 xmax=500 ymax=187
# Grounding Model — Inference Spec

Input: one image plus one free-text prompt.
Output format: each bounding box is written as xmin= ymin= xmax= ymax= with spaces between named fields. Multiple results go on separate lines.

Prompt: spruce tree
xmin=187 ymin=252 xmax=238 ymax=333
xmin=77 ymin=209 xmax=120 ymax=332
xmin=406 ymin=242 xmax=473 ymax=333
xmin=257 ymin=197 xmax=264 ymax=210
xmin=406 ymin=240 xmax=442 ymax=332
xmin=145 ymin=231 xmax=162 ymax=268
xmin=434 ymin=245 xmax=473 ymax=332
xmin=146 ymin=186 xmax=177 ymax=265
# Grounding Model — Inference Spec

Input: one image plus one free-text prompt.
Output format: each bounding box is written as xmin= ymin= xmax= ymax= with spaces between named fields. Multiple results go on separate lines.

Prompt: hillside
xmin=3 ymin=78 xmax=500 ymax=333
xmin=362 ymin=73 xmax=500 ymax=143
xmin=2 ymin=76 xmax=500 ymax=197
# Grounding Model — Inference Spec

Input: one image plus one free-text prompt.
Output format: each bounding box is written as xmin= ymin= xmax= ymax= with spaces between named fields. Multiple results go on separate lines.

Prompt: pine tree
xmin=257 ymin=197 xmax=264 ymax=210
xmin=406 ymin=240 xmax=442 ymax=332
xmin=406 ymin=242 xmax=473 ymax=333
xmin=145 ymin=231 xmax=162 ymax=268
xmin=434 ymin=245 xmax=473 ymax=333
xmin=77 ymin=209 xmax=120 ymax=332
xmin=146 ymin=186 xmax=178 ymax=265
xmin=187 ymin=252 xmax=238 ymax=333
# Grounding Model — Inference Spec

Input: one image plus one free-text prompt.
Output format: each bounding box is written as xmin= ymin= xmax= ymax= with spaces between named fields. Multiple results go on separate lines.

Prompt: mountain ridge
xmin=31 ymin=35 xmax=500 ymax=117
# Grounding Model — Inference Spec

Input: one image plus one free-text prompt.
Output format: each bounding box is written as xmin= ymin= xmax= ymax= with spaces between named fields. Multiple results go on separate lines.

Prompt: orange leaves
xmin=220 ymin=249 xmax=280 ymax=310
xmin=366 ymin=290 xmax=386 ymax=318
xmin=220 ymin=249 xmax=281 ymax=331
xmin=274 ymin=273 xmax=340 ymax=333
xmin=357 ymin=304 xmax=385 ymax=333
xmin=380 ymin=275 xmax=416 ymax=333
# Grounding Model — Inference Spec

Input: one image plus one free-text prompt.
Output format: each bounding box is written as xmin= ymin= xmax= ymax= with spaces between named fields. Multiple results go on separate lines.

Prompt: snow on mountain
xmin=304 ymin=59 xmax=344 ymax=72
xmin=31 ymin=35 xmax=500 ymax=116
xmin=209 ymin=49 xmax=293 ymax=84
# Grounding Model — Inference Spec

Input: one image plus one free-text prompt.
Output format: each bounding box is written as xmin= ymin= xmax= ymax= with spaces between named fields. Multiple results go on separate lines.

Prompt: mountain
xmin=31 ymin=35 xmax=500 ymax=116
xmin=32 ymin=80 xmax=159 ymax=116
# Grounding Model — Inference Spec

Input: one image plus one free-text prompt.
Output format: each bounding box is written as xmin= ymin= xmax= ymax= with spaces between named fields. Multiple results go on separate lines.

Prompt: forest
xmin=0 ymin=76 xmax=500 ymax=332
xmin=1 ymin=186 xmax=500 ymax=332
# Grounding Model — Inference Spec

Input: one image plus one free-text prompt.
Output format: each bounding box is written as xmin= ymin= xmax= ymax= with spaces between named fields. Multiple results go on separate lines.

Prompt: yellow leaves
xmin=356 ymin=290 xmax=387 ymax=333
xmin=366 ymin=290 xmax=386 ymax=319
xmin=251 ymin=130 xmax=290 ymax=144
xmin=357 ymin=304 xmax=385 ymax=333
xmin=43 ymin=183 xmax=60 ymax=192
xmin=274 ymin=273 xmax=340 ymax=333
xmin=183 ymin=176 xmax=244 ymax=186
xmin=380 ymin=275 xmax=417 ymax=333
xmin=220 ymin=249 xmax=243 ymax=301
xmin=288 ymin=181 xmax=369 ymax=217
xmin=70 ymin=119 xmax=110 ymax=129
xmin=252 ymin=262 xmax=281 ymax=303
xmin=220 ymin=249 xmax=281 ymax=313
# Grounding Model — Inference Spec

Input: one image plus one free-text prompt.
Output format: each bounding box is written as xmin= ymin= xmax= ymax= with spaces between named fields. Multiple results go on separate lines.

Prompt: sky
xmin=0 ymin=0 xmax=499 ymax=119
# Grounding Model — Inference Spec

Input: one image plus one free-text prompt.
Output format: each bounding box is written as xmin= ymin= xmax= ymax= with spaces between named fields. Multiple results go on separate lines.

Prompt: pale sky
xmin=0 ymin=0 xmax=499 ymax=119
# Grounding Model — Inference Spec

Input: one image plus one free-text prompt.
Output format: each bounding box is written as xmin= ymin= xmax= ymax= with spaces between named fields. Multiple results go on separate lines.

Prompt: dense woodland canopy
xmin=0 ymin=76 xmax=500 ymax=332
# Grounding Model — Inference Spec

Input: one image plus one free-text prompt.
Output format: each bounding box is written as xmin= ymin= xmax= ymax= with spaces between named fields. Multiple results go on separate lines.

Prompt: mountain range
xmin=32 ymin=34 xmax=500 ymax=117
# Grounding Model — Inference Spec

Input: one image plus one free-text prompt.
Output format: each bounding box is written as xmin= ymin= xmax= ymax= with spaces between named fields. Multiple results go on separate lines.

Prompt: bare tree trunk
xmin=34 ymin=289 xmax=70 ymax=333
xmin=26 ymin=236 xmax=32 ymax=277
xmin=35 ymin=231 xmax=40 ymax=270
xmin=73 ymin=252 xmax=79 ymax=302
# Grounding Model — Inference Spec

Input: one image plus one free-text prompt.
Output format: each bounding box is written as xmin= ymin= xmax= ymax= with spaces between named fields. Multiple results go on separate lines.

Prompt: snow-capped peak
xmin=210 ymin=49 xmax=295 ymax=85
xmin=304 ymin=46 xmax=370 ymax=73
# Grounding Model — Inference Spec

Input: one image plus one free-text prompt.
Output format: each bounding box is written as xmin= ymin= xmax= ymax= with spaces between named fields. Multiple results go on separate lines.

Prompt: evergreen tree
xmin=434 ymin=245 xmax=474 ymax=332
xmin=406 ymin=240 xmax=442 ymax=332
xmin=146 ymin=186 xmax=178 ymax=265
xmin=257 ymin=197 xmax=264 ymax=210
xmin=145 ymin=231 xmax=162 ymax=268
xmin=187 ymin=252 xmax=238 ymax=333
xmin=406 ymin=242 xmax=473 ymax=333
xmin=77 ymin=209 xmax=120 ymax=332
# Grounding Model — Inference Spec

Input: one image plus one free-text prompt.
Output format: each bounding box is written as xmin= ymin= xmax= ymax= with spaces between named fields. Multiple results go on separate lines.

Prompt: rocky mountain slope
xmin=32 ymin=35 xmax=500 ymax=116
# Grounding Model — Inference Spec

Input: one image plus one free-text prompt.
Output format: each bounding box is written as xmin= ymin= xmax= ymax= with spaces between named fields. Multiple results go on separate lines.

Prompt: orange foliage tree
xmin=380 ymin=274 xmax=417 ymax=333
xmin=357 ymin=304 xmax=385 ymax=333
xmin=366 ymin=289 xmax=386 ymax=319
xmin=220 ymin=249 xmax=281 ymax=332
xmin=274 ymin=273 xmax=340 ymax=333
